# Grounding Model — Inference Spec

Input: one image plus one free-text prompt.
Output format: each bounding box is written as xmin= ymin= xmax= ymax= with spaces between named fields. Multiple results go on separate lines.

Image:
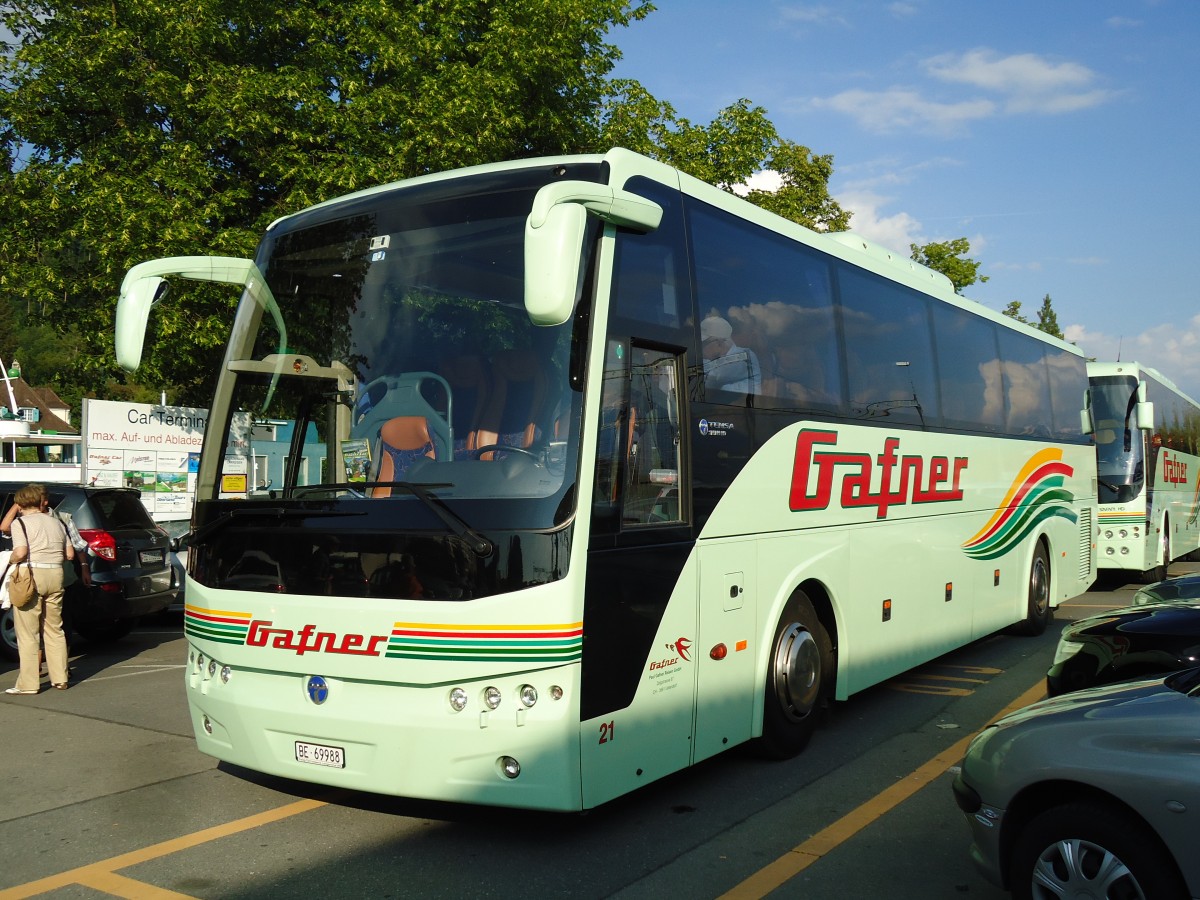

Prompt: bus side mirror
xmin=524 ymin=181 xmax=663 ymax=326
xmin=1080 ymin=408 xmax=1094 ymax=435
xmin=115 ymin=256 xmax=256 ymax=371
xmin=115 ymin=276 xmax=167 ymax=372
xmin=1137 ymin=401 xmax=1155 ymax=431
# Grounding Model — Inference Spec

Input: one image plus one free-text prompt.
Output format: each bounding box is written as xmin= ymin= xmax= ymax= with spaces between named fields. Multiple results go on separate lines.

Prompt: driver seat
xmin=372 ymin=416 xmax=436 ymax=497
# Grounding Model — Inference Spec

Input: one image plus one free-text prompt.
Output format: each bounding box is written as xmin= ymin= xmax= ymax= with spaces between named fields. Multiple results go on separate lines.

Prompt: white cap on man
xmin=700 ymin=316 xmax=732 ymax=343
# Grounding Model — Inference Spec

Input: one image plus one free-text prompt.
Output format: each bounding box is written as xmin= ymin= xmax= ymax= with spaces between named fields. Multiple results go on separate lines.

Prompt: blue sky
xmin=610 ymin=1 xmax=1200 ymax=400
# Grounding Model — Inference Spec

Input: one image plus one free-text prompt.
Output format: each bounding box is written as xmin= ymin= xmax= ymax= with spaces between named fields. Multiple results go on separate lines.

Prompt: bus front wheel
xmin=757 ymin=591 xmax=832 ymax=759
xmin=1011 ymin=543 xmax=1051 ymax=636
xmin=1141 ymin=525 xmax=1169 ymax=584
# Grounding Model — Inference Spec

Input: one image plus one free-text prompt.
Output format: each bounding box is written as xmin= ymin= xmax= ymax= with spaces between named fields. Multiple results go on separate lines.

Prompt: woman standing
xmin=5 ymin=482 xmax=73 ymax=695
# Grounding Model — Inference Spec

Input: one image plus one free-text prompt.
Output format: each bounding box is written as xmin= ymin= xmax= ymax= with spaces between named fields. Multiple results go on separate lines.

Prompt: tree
xmin=599 ymin=88 xmax=850 ymax=232
xmin=0 ymin=0 xmax=654 ymax=405
xmin=910 ymin=238 xmax=988 ymax=295
xmin=1001 ymin=295 xmax=1064 ymax=339
xmin=1034 ymin=294 xmax=1063 ymax=339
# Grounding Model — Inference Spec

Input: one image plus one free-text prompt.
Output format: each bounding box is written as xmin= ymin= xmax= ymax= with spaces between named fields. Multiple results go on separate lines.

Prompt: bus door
xmin=694 ymin=540 xmax=759 ymax=763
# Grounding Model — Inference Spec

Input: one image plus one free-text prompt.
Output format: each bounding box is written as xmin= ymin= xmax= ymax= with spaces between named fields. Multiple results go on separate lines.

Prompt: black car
xmin=0 ymin=483 xmax=174 ymax=660
xmin=1046 ymin=572 xmax=1200 ymax=696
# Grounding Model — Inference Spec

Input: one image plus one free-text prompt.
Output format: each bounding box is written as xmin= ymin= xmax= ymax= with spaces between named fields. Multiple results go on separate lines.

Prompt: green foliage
xmin=910 ymin=237 xmax=988 ymax=295
xmin=1003 ymin=296 xmax=1064 ymax=340
xmin=598 ymin=91 xmax=850 ymax=232
xmin=0 ymin=0 xmax=653 ymax=406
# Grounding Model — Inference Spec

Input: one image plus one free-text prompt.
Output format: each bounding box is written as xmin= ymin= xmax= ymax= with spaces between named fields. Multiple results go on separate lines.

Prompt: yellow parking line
xmin=0 ymin=798 xmax=327 ymax=900
xmin=718 ymin=679 xmax=1048 ymax=899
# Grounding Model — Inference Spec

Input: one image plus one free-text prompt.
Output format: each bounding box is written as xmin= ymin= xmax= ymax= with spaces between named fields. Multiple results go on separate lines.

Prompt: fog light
xmin=519 ymin=684 xmax=538 ymax=708
xmin=499 ymin=756 xmax=521 ymax=779
xmin=1120 ymin=547 xmax=1129 ymax=555
xmin=220 ymin=665 xmax=232 ymax=684
xmin=549 ymin=685 xmax=564 ymax=701
xmin=1105 ymin=547 xmax=1114 ymax=555
xmin=1119 ymin=529 xmax=1128 ymax=539
xmin=448 ymin=687 xmax=468 ymax=712
xmin=202 ymin=715 xmax=213 ymax=735
xmin=1104 ymin=530 xmax=1113 ymax=539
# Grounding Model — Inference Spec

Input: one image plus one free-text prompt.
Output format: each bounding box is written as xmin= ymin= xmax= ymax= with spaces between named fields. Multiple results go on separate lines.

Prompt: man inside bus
xmin=700 ymin=315 xmax=761 ymax=395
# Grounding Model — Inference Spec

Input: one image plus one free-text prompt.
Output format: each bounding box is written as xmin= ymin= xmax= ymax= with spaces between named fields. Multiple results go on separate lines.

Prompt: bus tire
xmin=1011 ymin=542 xmax=1051 ymax=636
xmin=756 ymin=591 xmax=832 ymax=760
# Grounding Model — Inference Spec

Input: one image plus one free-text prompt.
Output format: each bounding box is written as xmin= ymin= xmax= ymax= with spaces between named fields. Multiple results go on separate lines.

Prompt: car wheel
xmin=1011 ymin=542 xmax=1052 ymax=636
xmin=0 ymin=607 xmax=17 ymax=662
xmin=1010 ymin=802 xmax=1185 ymax=900
xmin=755 ymin=590 xmax=833 ymax=759
xmin=72 ymin=618 xmax=135 ymax=644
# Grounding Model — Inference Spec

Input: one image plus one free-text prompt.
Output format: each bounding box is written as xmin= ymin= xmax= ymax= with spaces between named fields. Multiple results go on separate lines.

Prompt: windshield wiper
xmin=192 ymin=507 xmax=365 ymax=546
xmin=366 ymin=481 xmax=494 ymax=558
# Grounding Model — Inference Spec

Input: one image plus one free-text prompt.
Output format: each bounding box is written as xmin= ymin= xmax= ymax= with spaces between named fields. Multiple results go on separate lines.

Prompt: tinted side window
xmin=610 ymin=177 xmax=689 ymax=335
xmin=1045 ymin=348 xmax=1088 ymax=441
xmin=997 ymin=327 xmax=1054 ymax=437
xmin=931 ymin=303 xmax=1004 ymax=433
xmin=685 ymin=199 xmax=842 ymax=411
xmin=838 ymin=266 xmax=941 ymax=428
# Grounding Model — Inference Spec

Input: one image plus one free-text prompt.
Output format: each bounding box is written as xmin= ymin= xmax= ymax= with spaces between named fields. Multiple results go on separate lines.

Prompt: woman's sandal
xmin=52 ymin=683 xmax=69 ymax=690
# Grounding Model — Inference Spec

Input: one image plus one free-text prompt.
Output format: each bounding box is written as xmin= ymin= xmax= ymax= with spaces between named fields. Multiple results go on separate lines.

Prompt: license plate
xmin=139 ymin=549 xmax=164 ymax=565
xmin=295 ymin=741 xmax=345 ymax=768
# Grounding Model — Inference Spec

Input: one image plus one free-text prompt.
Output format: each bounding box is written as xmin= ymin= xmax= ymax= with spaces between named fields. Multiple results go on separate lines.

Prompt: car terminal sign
xmin=81 ymin=399 xmax=249 ymax=519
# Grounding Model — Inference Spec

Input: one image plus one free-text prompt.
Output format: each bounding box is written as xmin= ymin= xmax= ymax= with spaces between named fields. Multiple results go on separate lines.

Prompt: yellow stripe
xmin=718 ymin=680 xmax=1047 ymax=899
xmin=184 ymin=604 xmax=252 ymax=619
xmin=391 ymin=621 xmax=584 ymax=632
xmin=0 ymin=798 xmax=327 ymax=900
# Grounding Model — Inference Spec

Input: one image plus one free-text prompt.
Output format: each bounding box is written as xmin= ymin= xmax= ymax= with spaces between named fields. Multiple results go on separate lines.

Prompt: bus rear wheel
xmin=757 ymin=591 xmax=832 ymax=759
xmin=1011 ymin=543 xmax=1051 ymax=636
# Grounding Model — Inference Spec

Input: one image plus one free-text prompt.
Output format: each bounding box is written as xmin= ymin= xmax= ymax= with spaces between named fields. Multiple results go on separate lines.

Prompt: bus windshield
xmin=214 ymin=165 xmax=604 ymax=513
xmin=1090 ymin=374 xmax=1144 ymax=502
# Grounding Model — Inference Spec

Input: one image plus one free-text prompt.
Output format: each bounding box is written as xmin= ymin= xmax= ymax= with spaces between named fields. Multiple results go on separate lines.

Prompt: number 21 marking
xmin=598 ymin=720 xmax=615 ymax=744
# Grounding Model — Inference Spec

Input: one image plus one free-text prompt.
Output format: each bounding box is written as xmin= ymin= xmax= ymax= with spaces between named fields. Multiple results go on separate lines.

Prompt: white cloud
xmin=813 ymin=88 xmax=996 ymax=136
xmin=811 ymin=48 xmax=1117 ymax=135
xmin=779 ymin=5 xmax=850 ymax=28
xmin=838 ymin=189 xmax=923 ymax=253
xmin=922 ymin=48 xmax=1116 ymax=115
xmin=1065 ymin=315 xmax=1200 ymax=401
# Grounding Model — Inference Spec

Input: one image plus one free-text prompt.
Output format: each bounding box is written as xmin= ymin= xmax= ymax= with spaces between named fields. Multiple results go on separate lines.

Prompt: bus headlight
xmin=1119 ymin=529 xmax=1128 ymax=539
xmin=1104 ymin=530 xmax=1113 ymax=539
xmin=220 ymin=665 xmax=232 ymax=684
xmin=448 ymin=687 xmax=468 ymax=712
xmin=498 ymin=756 xmax=521 ymax=779
xmin=483 ymin=686 xmax=502 ymax=710
xmin=207 ymin=659 xmax=218 ymax=678
xmin=519 ymin=684 xmax=538 ymax=708
xmin=549 ymin=685 xmax=564 ymax=701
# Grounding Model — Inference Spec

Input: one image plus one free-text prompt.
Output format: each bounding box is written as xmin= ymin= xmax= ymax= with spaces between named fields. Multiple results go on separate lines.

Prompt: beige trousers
xmin=12 ymin=565 xmax=67 ymax=692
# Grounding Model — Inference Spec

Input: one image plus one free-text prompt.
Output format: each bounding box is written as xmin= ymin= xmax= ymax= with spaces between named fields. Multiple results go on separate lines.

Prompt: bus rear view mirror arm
xmin=115 ymin=256 xmax=256 ymax=371
xmin=524 ymin=182 xmax=663 ymax=327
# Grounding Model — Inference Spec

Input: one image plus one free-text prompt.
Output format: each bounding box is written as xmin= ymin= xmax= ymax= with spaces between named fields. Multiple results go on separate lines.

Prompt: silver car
xmin=953 ymin=670 xmax=1200 ymax=899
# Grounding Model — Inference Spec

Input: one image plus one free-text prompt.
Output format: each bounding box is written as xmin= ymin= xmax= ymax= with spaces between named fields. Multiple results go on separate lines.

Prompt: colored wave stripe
xmin=184 ymin=607 xmax=252 ymax=644
xmin=963 ymin=450 xmax=1077 ymax=560
xmin=387 ymin=621 xmax=583 ymax=662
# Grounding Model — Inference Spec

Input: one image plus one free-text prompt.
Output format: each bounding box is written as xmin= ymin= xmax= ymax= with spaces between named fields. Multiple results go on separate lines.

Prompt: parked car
xmin=1046 ymin=572 xmax=1200 ymax=696
xmin=953 ymin=669 xmax=1200 ymax=899
xmin=0 ymin=483 xmax=174 ymax=661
